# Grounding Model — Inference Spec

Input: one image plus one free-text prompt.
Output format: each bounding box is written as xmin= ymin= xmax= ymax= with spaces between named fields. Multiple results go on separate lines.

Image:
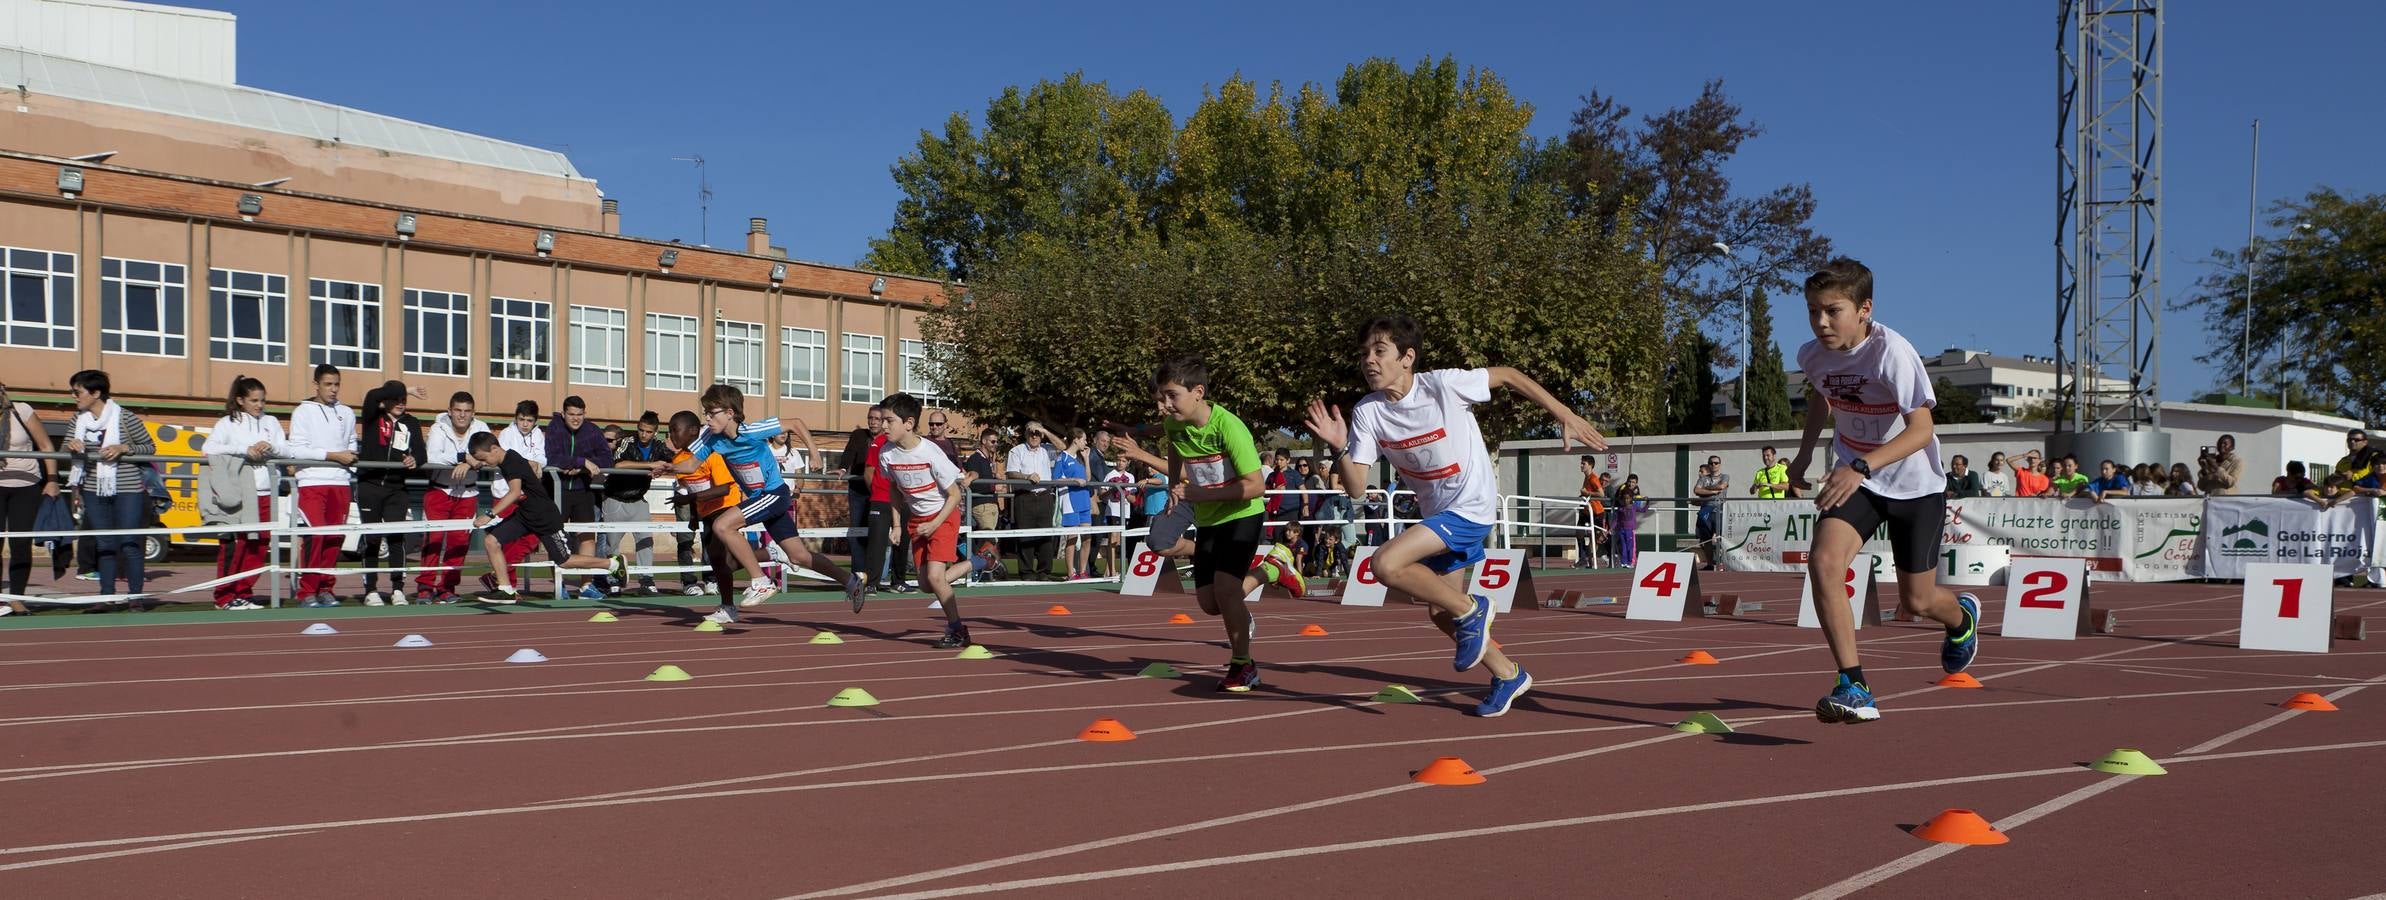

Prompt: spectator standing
xmin=2049 ymin=456 xmax=2089 ymax=498
xmin=65 ymin=370 xmax=157 ymax=600
xmin=200 ymin=375 xmax=342 ymax=610
xmin=2013 ymin=449 xmax=2051 ymax=498
xmin=962 ymin=429 xmax=1001 ymax=538
xmin=1944 ymin=454 xmax=1984 ymax=499
xmin=2166 ymin=463 xmax=2200 ymax=497
xmin=1576 ymin=455 xmax=1606 ymax=567
xmin=355 ymin=381 xmax=424 ymax=605
xmin=1750 ymin=446 xmax=1789 ymax=499
xmin=606 ymin=411 xmax=670 ymax=595
xmin=0 ymin=382 xmax=59 ymax=602
xmin=2334 ymin=429 xmax=2383 ymax=497
xmin=1086 ymin=427 xmax=1118 ymax=577
xmin=1693 ymin=456 xmax=1728 ymax=568
xmin=1612 ymin=473 xmax=1646 ymax=567
xmin=840 ymin=408 xmax=883 ymax=567
xmin=287 ymin=365 xmax=357 ymax=607
xmin=1053 ymin=428 xmax=1092 ymax=580
xmin=1002 ymin=421 xmax=1059 ymax=580
xmin=418 ymin=392 xmax=488 ymax=603
xmin=1980 ymin=452 xmax=2014 ymax=497
xmin=2200 ymin=434 xmax=2244 ymax=495
xmin=2129 ymin=463 xmax=2165 ymax=497
xmin=546 ymin=396 xmax=616 ymax=599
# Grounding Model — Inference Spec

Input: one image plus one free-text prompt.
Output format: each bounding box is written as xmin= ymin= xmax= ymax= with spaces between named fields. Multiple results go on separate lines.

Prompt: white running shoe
xmin=391 ymin=593 xmax=411 ymax=606
xmin=222 ymin=599 xmax=262 ymax=611
xmin=683 ymin=583 xmax=706 ymax=596
xmin=363 ymin=591 xmax=386 ymax=607
xmin=737 ymin=578 xmax=778 ymax=609
xmin=703 ymin=607 xmax=738 ymax=624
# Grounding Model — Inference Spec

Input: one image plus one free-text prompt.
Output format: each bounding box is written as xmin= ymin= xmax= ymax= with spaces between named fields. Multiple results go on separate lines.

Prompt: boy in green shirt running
xmin=1114 ymin=356 xmax=1300 ymax=693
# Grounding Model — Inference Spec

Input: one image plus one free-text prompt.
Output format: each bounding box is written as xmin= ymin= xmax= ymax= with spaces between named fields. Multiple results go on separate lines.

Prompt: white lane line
xmin=1794 ymin=777 xmax=2137 ymax=900
xmin=0 ymin=831 xmax=317 ymax=872
xmin=2118 ymin=668 xmax=2202 ymax=679
xmin=2178 ymin=675 xmax=2386 ymax=756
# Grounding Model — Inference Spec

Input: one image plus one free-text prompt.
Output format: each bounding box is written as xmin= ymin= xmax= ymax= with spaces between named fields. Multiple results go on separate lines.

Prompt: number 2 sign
xmin=1626 ymin=551 xmax=1703 ymax=621
xmin=1999 ymin=556 xmax=2090 ymax=640
xmin=2239 ymin=563 xmax=2334 ymax=653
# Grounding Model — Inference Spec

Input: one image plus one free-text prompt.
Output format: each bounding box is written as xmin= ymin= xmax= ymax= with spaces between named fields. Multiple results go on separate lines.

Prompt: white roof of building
xmin=1 ymin=44 xmax=584 ymax=180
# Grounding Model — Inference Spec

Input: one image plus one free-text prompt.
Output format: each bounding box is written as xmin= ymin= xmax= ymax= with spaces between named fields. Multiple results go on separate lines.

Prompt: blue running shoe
xmin=576 ymin=584 xmax=605 ymax=601
xmin=1452 ymin=594 xmax=1496 ymax=672
xmin=1473 ymin=667 xmax=1533 ymax=718
xmin=1942 ymin=593 xmax=1982 ymax=674
xmin=1815 ymin=680 xmax=1880 ymax=724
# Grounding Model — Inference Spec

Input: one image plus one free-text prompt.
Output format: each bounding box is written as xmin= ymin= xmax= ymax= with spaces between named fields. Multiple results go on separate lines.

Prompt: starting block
xmin=2335 ymin=615 xmax=2367 ymax=641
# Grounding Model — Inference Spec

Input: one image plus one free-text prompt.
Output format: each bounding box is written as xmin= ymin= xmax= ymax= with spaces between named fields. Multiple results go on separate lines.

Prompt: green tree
xmin=2173 ymin=187 xmax=2386 ymax=424
xmin=1740 ymin=289 xmax=1796 ymax=431
xmin=1658 ymin=329 xmax=1719 ymax=434
xmin=1932 ymin=378 xmax=1991 ymax=424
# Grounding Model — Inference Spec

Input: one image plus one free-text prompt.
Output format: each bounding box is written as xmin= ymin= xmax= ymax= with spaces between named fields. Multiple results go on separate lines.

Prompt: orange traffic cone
xmin=1168 ymin=612 xmax=1194 ymax=624
xmin=1911 ymin=809 xmax=2008 ymax=845
xmin=1300 ymin=623 xmax=1329 ymax=637
xmin=1937 ymin=673 xmax=1983 ymax=688
xmin=1048 ymin=605 xmax=1072 ymax=616
xmin=1411 ymin=756 xmax=1485 ymax=785
xmin=1078 ymin=717 xmax=1135 ymax=741
xmin=1678 ymin=650 xmax=1719 ymax=665
xmin=2282 ymin=692 xmax=2339 ymax=711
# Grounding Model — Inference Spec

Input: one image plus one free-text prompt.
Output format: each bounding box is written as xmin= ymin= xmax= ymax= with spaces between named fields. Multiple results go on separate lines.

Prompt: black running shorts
xmin=1818 ymin=488 xmax=1946 ymax=574
xmin=1190 ymin=512 xmax=1263 ymax=589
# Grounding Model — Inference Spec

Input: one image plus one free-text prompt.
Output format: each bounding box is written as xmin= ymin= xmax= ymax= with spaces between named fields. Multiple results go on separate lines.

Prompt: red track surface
xmin=3 ymin=571 xmax=2382 ymax=898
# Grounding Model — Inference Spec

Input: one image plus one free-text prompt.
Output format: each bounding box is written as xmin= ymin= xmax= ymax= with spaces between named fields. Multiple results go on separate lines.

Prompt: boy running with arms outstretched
xmin=466 ymin=432 xmax=627 ymax=603
xmin=651 ymin=385 xmax=864 ymax=610
xmin=666 ymin=411 xmax=747 ymax=624
xmin=1110 ymin=358 xmax=1297 ymax=692
xmin=876 ymin=392 xmax=977 ymax=647
xmin=1786 ymin=258 xmax=1980 ymax=724
xmin=1306 ymin=314 xmax=1606 ymax=717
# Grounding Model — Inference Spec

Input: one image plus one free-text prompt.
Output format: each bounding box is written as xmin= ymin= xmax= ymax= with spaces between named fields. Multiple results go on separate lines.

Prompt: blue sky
xmin=219 ymin=0 xmax=2383 ymax=399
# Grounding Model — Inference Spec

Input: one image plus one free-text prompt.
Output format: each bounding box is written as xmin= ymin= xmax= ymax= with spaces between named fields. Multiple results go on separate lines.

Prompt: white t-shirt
xmin=1004 ymin=443 xmax=1053 ymax=487
xmin=878 ymin=436 xmax=964 ymax=520
xmin=1980 ymin=468 xmax=2013 ymax=497
xmin=1346 ymin=368 xmax=1500 ymax=524
xmin=1795 ymin=321 xmax=1945 ymax=500
xmin=493 ymin=423 xmax=546 ymax=499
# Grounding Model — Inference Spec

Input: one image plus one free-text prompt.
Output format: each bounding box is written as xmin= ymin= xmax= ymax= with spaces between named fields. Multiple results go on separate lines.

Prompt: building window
xmin=841 ymin=332 xmax=885 ymax=403
xmin=899 ymin=339 xmax=950 ymax=403
xmin=308 ymin=278 xmax=382 ymax=369
xmin=780 ymin=326 xmax=826 ymax=400
xmin=716 ymin=319 xmax=765 ymax=397
xmin=489 ymin=296 xmax=551 ymax=382
xmin=2 ymin=246 xmax=77 ymax=350
xmin=101 ymin=258 xmax=186 ymax=357
xmin=645 ymin=313 xmax=698 ymax=392
xmin=568 ymin=305 xmax=628 ymax=387
xmin=208 ymin=268 xmax=287 ymax=363
xmin=402 ymin=289 xmax=471 ymax=376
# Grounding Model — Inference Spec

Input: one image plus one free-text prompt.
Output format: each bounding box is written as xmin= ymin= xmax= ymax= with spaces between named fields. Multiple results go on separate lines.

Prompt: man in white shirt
xmin=489 ymin=399 xmax=548 ymax=590
xmin=1001 ymin=422 xmax=1059 ymax=580
xmin=287 ymin=365 xmax=358 ymax=607
xmin=418 ymin=391 xmax=489 ymax=603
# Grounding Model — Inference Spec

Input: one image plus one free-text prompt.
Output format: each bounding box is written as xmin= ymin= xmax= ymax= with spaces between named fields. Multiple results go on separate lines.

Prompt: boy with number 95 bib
xmin=1787 ymin=258 xmax=1982 ymax=724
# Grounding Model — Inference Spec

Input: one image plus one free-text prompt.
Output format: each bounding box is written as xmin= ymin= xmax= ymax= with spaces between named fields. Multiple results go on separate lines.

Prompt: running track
xmin=2 ymin=571 xmax=2381 ymax=898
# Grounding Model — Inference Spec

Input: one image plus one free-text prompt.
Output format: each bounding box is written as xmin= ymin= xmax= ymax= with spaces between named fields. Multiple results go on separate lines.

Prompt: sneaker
xmin=845 ymin=573 xmax=868 ymax=613
xmin=298 ymin=595 xmax=327 ymax=609
xmin=1216 ymin=660 xmax=1262 ymax=693
xmin=738 ymin=577 xmax=779 ymax=609
xmin=479 ymin=573 xmax=500 ymax=593
xmin=432 ymin=592 xmax=460 ymax=605
xmin=683 ymin=583 xmax=706 ymax=596
xmin=703 ymin=607 xmax=739 ymax=625
xmin=0 ymin=605 xmax=12 ymax=617
xmin=702 ymin=582 xmax=719 ymax=596
xmin=1452 ymin=595 xmax=1495 ymax=672
xmin=608 ymin=556 xmax=630 ymax=583
xmin=893 ymin=581 xmax=918 ymax=593
xmin=934 ymin=624 xmax=971 ymax=649
xmin=576 ymin=584 xmax=605 ymax=602
xmin=1816 ymin=680 xmax=1881 ymax=724
xmin=220 ymin=599 xmax=263 ymax=611
xmin=642 ymin=584 xmax=664 ymax=596
xmin=390 ymin=593 xmax=411 ymax=606
xmin=475 ymin=587 xmax=520 ymax=605
xmin=1270 ymin=547 xmax=1306 ymax=596
xmin=363 ymin=591 xmax=386 ymax=607
xmin=1942 ymin=593 xmax=1982 ymax=674
xmin=75 ymin=571 xmax=99 ymax=582
xmin=1474 ymin=667 xmax=1535 ymax=718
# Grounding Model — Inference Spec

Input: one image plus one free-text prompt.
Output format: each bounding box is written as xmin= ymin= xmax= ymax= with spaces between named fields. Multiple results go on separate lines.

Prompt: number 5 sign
xmin=1626 ymin=551 xmax=1704 ymax=621
xmin=2239 ymin=563 xmax=2334 ymax=653
xmin=1473 ymin=549 xmax=1538 ymax=614
xmin=1340 ymin=546 xmax=1386 ymax=607
xmin=1999 ymin=556 xmax=2091 ymax=640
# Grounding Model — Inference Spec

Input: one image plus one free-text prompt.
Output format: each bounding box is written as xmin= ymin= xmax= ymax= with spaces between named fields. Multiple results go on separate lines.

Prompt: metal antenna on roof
xmin=672 ymin=155 xmax=711 ymax=246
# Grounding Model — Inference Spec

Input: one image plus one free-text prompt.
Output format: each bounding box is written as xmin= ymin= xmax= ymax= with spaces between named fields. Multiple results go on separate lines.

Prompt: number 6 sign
xmin=1797 ymin=553 xmax=1882 ymax=629
xmin=2239 ymin=562 xmax=2334 ymax=653
xmin=1999 ymin=556 xmax=2091 ymax=640
xmin=1626 ymin=551 xmax=1704 ymax=621
xmin=1340 ymin=546 xmax=1386 ymax=607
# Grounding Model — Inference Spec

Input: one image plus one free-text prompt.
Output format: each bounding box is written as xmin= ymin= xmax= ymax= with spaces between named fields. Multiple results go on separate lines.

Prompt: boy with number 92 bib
xmin=1307 ymin=314 xmax=1609 ymax=717
xmin=1787 ymin=258 xmax=1981 ymax=724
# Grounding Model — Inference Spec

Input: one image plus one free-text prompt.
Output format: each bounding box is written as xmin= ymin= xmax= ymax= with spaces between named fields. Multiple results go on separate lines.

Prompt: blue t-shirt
xmin=2087 ymin=473 xmax=2130 ymax=496
xmin=1051 ymin=452 xmax=1090 ymax=515
xmin=691 ymin=417 xmax=786 ymax=494
xmin=1143 ymin=472 xmax=1170 ymax=516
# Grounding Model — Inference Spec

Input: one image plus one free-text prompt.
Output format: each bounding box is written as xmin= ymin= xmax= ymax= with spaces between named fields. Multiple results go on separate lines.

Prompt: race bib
xmin=730 ymin=461 xmax=766 ymax=490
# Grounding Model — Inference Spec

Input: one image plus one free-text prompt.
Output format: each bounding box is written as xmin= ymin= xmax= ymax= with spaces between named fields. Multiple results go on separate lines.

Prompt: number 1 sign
xmin=1626 ymin=551 xmax=1703 ymax=621
xmin=1999 ymin=556 xmax=2091 ymax=640
xmin=2239 ymin=563 xmax=2334 ymax=653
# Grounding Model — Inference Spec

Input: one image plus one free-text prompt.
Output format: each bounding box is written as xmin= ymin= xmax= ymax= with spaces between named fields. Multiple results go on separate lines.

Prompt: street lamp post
xmin=1711 ymin=242 xmax=1745 ymax=432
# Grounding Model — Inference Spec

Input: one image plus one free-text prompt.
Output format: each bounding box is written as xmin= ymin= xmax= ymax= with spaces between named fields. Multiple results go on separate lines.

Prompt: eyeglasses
xmin=929 ymin=420 xmax=948 ymax=427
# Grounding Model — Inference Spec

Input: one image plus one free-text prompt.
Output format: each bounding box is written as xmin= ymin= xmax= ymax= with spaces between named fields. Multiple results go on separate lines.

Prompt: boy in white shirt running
xmin=875 ymin=392 xmax=976 ymax=648
xmin=1786 ymin=258 xmax=1981 ymax=724
xmin=1306 ymin=314 xmax=1607 ymax=717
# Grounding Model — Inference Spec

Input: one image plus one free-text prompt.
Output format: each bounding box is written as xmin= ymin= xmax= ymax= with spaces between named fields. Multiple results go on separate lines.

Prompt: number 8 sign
xmin=1998 ymin=556 xmax=2090 ymax=640
xmin=1797 ymin=553 xmax=1881 ymax=629
xmin=2238 ymin=563 xmax=2333 ymax=653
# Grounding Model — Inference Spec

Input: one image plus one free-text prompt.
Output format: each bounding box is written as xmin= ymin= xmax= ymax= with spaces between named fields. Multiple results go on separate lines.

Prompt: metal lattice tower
xmin=2054 ymin=0 xmax=2162 ymax=433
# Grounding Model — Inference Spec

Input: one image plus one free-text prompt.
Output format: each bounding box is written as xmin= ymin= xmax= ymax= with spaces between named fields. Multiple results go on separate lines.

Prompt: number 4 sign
xmin=1999 ymin=556 xmax=2091 ymax=640
xmin=1626 ymin=551 xmax=1703 ymax=621
xmin=1797 ymin=553 xmax=1882 ymax=630
xmin=2239 ymin=563 xmax=2334 ymax=653
xmin=1119 ymin=542 xmax=1188 ymax=597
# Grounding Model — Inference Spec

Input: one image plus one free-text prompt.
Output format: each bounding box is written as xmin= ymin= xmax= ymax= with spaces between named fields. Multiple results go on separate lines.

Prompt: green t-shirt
xmin=1752 ymin=462 xmax=1789 ymax=499
xmin=2051 ymin=473 xmax=2089 ymax=496
xmin=1166 ymin=403 xmax=1265 ymax=527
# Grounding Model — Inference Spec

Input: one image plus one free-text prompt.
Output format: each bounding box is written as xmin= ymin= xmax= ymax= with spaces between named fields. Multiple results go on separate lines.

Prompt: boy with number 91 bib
xmin=1787 ymin=258 xmax=1981 ymax=724
xmin=1307 ymin=314 xmax=1608 ymax=717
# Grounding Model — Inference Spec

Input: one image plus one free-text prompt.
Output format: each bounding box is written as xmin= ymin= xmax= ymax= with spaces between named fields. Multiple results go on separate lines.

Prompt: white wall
xmin=1 ymin=0 xmax=237 ymax=85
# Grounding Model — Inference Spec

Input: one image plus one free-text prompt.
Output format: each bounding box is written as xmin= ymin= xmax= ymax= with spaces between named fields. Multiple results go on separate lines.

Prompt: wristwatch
xmin=1849 ymin=458 xmax=1872 ymax=478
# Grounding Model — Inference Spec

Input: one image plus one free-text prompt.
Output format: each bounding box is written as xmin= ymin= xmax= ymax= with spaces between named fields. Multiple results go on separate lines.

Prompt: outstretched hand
xmin=1554 ymin=410 xmax=1608 ymax=452
xmin=1303 ymin=399 xmax=1348 ymax=452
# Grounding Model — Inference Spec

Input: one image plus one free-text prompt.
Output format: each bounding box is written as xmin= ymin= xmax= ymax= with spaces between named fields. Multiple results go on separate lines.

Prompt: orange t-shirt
xmin=1580 ymin=473 xmax=1606 ymax=516
xmin=2013 ymin=467 xmax=2050 ymax=497
xmin=675 ymin=450 xmax=744 ymax=517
